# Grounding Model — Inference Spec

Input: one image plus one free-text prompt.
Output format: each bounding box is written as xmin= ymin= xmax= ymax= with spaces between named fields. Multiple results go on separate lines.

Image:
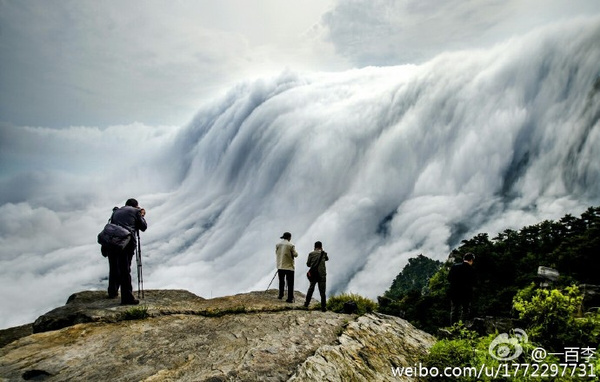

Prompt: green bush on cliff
xmin=513 ymin=284 xmax=599 ymax=351
xmin=122 ymin=305 xmax=149 ymax=320
xmin=326 ymin=293 xmax=377 ymax=315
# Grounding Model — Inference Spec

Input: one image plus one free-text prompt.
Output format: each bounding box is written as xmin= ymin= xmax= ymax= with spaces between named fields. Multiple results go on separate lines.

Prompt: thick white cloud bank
xmin=1 ymin=18 xmax=599 ymax=329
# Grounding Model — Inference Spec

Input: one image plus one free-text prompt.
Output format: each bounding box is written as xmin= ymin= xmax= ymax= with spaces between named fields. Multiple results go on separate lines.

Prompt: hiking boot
xmin=121 ymin=299 xmax=139 ymax=306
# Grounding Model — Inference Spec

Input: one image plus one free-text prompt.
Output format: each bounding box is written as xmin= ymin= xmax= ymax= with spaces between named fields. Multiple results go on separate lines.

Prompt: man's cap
xmin=280 ymin=232 xmax=291 ymax=240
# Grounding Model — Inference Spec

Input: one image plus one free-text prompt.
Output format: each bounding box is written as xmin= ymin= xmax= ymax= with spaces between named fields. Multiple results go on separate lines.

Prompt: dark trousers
xmin=107 ymin=251 xmax=120 ymax=297
xmin=450 ymin=297 xmax=472 ymax=324
xmin=305 ymin=279 xmax=326 ymax=309
xmin=118 ymin=241 xmax=136 ymax=303
xmin=278 ymin=269 xmax=295 ymax=302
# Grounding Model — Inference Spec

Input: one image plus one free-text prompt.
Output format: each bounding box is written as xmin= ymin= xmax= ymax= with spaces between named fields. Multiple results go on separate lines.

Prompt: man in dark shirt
xmin=304 ymin=241 xmax=329 ymax=312
xmin=108 ymin=198 xmax=147 ymax=305
xmin=448 ymin=252 xmax=476 ymax=324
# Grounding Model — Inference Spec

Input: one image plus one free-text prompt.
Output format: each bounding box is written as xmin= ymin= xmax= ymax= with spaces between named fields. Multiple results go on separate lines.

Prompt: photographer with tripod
xmin=106 ymin=198 xmax=147 ymax=305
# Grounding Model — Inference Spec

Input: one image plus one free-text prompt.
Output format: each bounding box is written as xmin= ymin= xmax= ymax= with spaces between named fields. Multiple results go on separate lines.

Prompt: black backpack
xmin=97 ymin=209 xmax=132 ymax=254
xmin=343 ymin=301 xmax=358 ymax=314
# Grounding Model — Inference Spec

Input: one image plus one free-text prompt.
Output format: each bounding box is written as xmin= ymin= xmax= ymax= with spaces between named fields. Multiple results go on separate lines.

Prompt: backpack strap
xmin=312 ymin=252 xmax=324 ymax=269
xmin=108 ymin=206 xmax=119 ymax=223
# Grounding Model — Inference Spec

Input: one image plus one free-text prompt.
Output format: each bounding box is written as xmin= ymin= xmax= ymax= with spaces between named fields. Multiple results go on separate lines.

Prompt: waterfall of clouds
xmin=0 ymin=18 xmax=599 ymax=328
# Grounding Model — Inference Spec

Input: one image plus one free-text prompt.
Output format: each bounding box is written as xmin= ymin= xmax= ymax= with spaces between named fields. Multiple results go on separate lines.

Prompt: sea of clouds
xmin=1 ymin=17 xmax=599 ymax=329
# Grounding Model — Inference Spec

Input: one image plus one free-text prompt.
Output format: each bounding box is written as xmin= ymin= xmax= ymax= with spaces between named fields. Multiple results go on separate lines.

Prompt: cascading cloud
xmin=0 ymin=17 xmax=599 ymax=329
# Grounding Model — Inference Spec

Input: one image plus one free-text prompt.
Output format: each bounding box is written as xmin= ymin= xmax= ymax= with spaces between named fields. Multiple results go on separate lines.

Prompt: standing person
xmin=109 ymin=198 xmax=148 ymax=305
xmin=275 ymin=232 xmax=298 ymax=303
xmin=448 ymin=252 xmax=476 ymax=324
xmin=304 ymin=241 xmax=329 ymax=312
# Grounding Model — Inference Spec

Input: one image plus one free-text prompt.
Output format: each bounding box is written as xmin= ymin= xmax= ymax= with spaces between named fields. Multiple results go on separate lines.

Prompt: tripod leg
xmin=136 ymin=231 xmax=144 ymax=299
xmin=266 ymin=270 xmax=278 ymax=292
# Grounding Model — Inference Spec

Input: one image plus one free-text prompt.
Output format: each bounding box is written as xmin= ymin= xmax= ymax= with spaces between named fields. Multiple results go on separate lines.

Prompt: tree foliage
xmin=513 ymin=284 xmax=598 ymax=351
xmin=384 ymin=254 xmax=442 ymax=300
xmin=425 ymin=288 xmax=600 ymax=381
xmin=379 ymin=206 xmax=600 ymax=333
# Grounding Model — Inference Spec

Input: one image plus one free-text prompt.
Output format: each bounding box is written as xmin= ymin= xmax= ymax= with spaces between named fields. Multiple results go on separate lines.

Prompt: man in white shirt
xmin=275 ymin=232 xmax=298 ymax=302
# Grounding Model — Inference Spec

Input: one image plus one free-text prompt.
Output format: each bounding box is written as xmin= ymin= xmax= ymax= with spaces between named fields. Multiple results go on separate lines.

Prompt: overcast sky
xmin=1 ymin=0 xmax=599 ymax=128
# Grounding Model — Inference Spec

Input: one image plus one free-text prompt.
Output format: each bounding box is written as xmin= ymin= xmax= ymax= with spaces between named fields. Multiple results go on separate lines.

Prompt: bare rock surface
xmin=0 ymin=289 xmax=435 ymax=381
xmin=289 ymin=313 xmax=436 ymax=381
xmin=31 ymin=289 xmax=310 ymax=333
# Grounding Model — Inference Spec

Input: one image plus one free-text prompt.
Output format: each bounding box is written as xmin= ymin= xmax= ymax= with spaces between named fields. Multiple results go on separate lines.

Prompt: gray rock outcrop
xmin=0 ymin=290 xmax=435 ymax=381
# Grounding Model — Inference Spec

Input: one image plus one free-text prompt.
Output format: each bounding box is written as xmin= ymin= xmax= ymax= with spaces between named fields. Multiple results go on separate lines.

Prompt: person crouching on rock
xmin=275 ymin=232 xmax=298 ymax=303
xmin=304 ymin=241 xmax=328 ymax=312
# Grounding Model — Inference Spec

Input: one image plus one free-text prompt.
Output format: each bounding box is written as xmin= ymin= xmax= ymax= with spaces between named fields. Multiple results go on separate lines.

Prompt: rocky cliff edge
xmin=0 ymin=290 xmax=435 ymax=381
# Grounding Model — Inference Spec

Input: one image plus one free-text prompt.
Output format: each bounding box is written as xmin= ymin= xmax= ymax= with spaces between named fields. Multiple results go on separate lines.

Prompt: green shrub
xmin=472 ymin=334 xmax=579 ymax=382
xmin=443 ymin=322 xmax=478 ymax=341
xmin=426 ymin=338 xmax=476 ymax=373
xmin=122 ymin=305 xmax=149 ymax=320
xmin=425 ymin=333 xmax=584 ymax=382
xmin=513 ymin=284 xmax=594 ymax=351
xmin=424 ymin=284 xmax=600 ymax=381
xmin=326 ymin=293 xmax=377 ymax=315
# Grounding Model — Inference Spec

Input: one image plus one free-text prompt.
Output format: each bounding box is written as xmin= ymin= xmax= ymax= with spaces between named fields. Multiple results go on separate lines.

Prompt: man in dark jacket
xmin=107 ymin=198 xmax=147 ymax=305
xmin=304 ymin=241 xmax=329 ymax=312
xmin=448 ymin=252 xmax=476 ymax=324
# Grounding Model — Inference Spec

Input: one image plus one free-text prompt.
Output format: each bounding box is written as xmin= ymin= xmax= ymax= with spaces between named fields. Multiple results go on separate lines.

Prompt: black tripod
xmin=265 ymin=270 xmax=278 ymax=292
xmin=136 ymin=231 xmax=144 ymax=299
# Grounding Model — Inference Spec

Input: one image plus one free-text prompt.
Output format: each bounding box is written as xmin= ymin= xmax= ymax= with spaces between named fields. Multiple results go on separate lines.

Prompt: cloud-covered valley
xmin=1 ymin=17 xmax=599 ymax=329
